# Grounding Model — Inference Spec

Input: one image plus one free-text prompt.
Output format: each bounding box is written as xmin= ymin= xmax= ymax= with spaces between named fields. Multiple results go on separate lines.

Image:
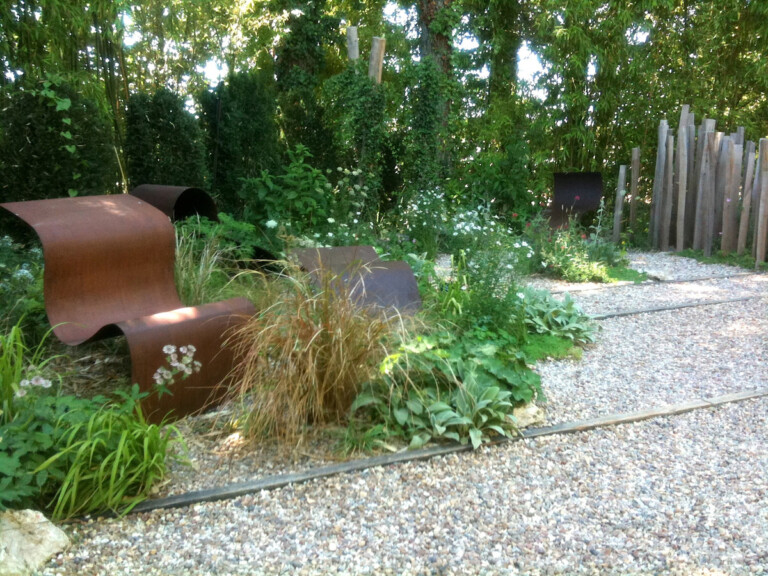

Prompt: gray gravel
xmin=39 ymin=253 xmax=768 ymax=575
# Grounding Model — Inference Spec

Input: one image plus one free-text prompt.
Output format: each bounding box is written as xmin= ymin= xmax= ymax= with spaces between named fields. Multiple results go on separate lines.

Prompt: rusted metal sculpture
xmin=1 ymin=194 xmax=254 ymax=420
xmin=129 ymin=184 xmax=219 ymax=222
xmin=548 ymin=172 xmax=604 ymax=227
xmin=294 ymin=246 xmax=421 ymax=313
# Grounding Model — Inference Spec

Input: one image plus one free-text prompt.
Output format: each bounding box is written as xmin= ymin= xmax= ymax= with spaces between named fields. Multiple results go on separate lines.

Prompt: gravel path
xmin=39 ymin=253 xmax=768 ymax=575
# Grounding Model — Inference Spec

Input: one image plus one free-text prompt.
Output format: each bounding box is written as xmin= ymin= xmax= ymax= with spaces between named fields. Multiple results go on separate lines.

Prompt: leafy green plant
xmin=174 ymin=217 xmax=274 ymax=309
xmin=175 ymin=223 xmax=236 ymax=307
xmin=125 ymin=87 xmax=209 ymax=189
xmin=351 ymin=329 xmax=542 ymax=450
xmin=36 ymin=385 xmax=182 ymax=519
xmin=0 ymin=319 xmax=59 ymax=425
xmin=0 ymin=392 xmax=101 ymax=511
xmin=521 ymin=289 xmax=596 ymax=344
xmin=238 ymin=144 xmax=331 ymax=234
xmin=0 ymin=236 xmax=46 ymax=338
xmin=0 ymin=74 xmax=117 ymax=209
xmin=0 ymin=337 xmax=191 ymax=518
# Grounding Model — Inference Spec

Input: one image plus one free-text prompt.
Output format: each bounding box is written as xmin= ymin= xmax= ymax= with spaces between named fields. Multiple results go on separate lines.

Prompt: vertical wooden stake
xmin=693 ymin=131 xmax=711 ymax=250
xmin=720 ymin=140 xmax=740 ymax=254
xmin=703 ymin=132 xmax=720 ymax=256
xmin=347 ymin=26 xmax=359 ymax=61
xmin=714 ymin=133 xmax=728 ymax=239
xmin=737 ymin=143 xmax=756 ymax=255
xmin=676 ymin=126 xmax=688 ymax=251
xmin=613 ymin=165 xmax=627 ymax=243
xmin=684 ymin=123 xmax=697 ymax=247
xmin=651 ymin=120 xmax=669 ymax=248
xmin=661 ymin=134 xmax=675 ymax=251
xmin=629 ymin=147 xmax=640 ymax=240
xmin=753 ymin=139 xmax=768 ymax=258
xmin=368 ymin=37 xmax=386 ymax=84
xmin=756 ymin=166 xmax=768 ymax=267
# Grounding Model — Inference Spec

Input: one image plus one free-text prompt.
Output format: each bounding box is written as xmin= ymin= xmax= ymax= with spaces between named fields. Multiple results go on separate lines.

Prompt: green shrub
xmin=0 ymin=75 xmax=117 ymax=208
xmin=198 ymin=70 xmax=282 ymax=215
xmin=0 ymin=326 xmax=190 ymax=518
xmin=351 ymin=329 xmax=542 ymax=450
xmin=238 ymin=144 xmax=330 ymax=234
xmin=0 ymin=319 xmax=59 ymax=425
xmin=521 ymin=288 xmax=596 ymax=344
xmin=37 ymin=385 xmax=182 ymax=519
xmin=125 ymin=88 xmax=209 ymax=189
xmin=0 ymin=237 xmax=46 ymax=338
xmin=0 ymin=384 xmax=183 ymax=519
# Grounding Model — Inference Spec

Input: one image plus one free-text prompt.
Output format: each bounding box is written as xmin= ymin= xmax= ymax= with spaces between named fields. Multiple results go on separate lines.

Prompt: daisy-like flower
xmin=265 ymin=220 xmax=278 ymax=229
xmin=163 ymin=344 xmax=176 ymax=355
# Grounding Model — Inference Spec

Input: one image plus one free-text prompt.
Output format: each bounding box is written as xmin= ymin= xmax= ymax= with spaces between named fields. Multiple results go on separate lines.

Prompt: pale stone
xmin=513 ymin=402 xmax=546 ymax=429
xmin=0 ymin=510 xmax=69 ymax=576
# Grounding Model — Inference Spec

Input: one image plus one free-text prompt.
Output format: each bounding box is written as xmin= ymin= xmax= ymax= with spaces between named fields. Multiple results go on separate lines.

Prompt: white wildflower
xmin=265 ymin=220 xmax=278 ymax=229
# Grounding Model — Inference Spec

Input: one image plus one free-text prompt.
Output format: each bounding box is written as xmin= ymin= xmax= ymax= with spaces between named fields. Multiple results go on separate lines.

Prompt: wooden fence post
xmin=714 ymin=133 xmax=729 ymax=239
xmin=752 ymin=138 xmax=768 ymax=267
xmin=693 ymin=119 xmax=715 ymax=250
xmin=368 ymin=37 xmax=386 ymax=84
xmin=684 ymin=122 xmax=697 ymax=247
xmin=661 ymin=134 xmax=675 ymax=251
xmin=703 ymin=132 xmax=721 ymax=256
xmin=629 ymin=147 xmax=640 ymax=240
xmin=721 ymin=140 xmax=741 ymax=254
xmin=347 ymin=26 xmax=359 ymax=61
xmin=676 ymin=126 xmax=688 ymax=251
xmin=752 ymin=138 xmax=765 ymax=258
xmin=756 ymin=164 xmax=768 ymax=267
xmin=613 ymin=165 xmax=627 ymax=243
xmin=737 ymin=141 xmax=756 ymax=255
xmin=650 ymin=120 xmax=669 ymax=248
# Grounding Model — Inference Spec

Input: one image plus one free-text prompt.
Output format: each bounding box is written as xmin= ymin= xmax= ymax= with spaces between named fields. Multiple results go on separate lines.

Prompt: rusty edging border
xmin=122 ymin=388 xmax=768 ymax=516
xmin=590 ymin=295 xmax=763 ymax=320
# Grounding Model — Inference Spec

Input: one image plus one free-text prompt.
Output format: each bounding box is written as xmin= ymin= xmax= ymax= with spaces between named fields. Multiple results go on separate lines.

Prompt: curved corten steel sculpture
xmin=129 ymin=184 xmax=219 ymax=222
xmin=1 ymin=195 xmax=254 ymax=421
xmin=294 ymin=245 xmax=421 ymax=313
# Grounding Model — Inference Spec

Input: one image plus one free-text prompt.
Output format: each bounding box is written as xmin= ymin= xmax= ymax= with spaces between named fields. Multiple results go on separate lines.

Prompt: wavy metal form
xmin=1 ymin=195 xmax=254 ymax=421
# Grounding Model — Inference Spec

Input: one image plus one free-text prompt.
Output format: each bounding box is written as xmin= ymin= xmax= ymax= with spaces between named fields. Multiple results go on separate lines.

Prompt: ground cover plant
xmin=678 ymin=249 xmax=768 ymax=272
xmin=0 ymin=320 xmax=191 ymax=519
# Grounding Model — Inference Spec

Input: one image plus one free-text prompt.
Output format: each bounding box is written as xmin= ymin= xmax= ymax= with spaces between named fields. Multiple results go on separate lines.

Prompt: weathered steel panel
xmin=293 ymin=246 xmax=421 ymax=313
xmin=549 ymin=172 xmax=604 ymax=227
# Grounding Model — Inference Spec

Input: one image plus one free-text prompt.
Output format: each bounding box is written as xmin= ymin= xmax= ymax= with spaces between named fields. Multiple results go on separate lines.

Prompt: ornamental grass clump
xmin=227 ymin=265 xmax=403 ymax=443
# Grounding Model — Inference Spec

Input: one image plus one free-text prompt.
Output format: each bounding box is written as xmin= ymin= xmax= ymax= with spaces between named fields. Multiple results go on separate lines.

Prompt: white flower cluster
xmin=154 ymin=344 xmax=202 ymax=388
xmin=15 ymin=375 xmax=53 ymax=398
xmin=402 ymin=188 xmax=446 ymax=232
xmin=12 ymin=266 xmax=34 ymax=282
xmin=448 ymin=207 xmax=500 ymax=237
xmin=512 ymin=239 xmax=535 ymax=259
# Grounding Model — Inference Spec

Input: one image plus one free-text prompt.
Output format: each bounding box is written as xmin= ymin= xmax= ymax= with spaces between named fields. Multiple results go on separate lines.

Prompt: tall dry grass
xmin=226 ymin=264 xmax=406 ymax=443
